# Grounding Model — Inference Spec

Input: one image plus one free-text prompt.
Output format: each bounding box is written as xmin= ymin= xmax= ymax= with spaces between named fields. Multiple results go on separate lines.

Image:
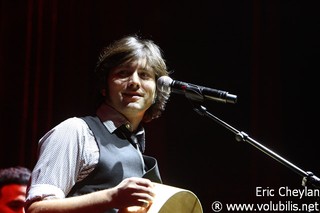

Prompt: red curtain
xmin=1 ymin=1 xmax=318 ymax=212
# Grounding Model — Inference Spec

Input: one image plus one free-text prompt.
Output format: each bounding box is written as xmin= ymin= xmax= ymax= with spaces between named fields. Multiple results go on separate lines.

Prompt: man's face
xmin=0 ymin=184 xmax=27 ymax=213
xmin=105 ymin=58 xmax=156 ymax=121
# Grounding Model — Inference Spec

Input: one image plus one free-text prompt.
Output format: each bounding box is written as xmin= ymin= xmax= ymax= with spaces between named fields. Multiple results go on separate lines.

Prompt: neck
xmin=125 ymin=115 xmax=143 ymax=132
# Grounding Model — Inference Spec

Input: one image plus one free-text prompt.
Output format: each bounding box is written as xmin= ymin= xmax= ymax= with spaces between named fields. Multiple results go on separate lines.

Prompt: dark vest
xmin=67 ymin=116 xmax=162 ymax=212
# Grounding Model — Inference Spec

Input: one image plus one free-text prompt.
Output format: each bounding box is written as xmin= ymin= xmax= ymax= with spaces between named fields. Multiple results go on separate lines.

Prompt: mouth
xmin=122 ymin=92 xmax=143 ymax=99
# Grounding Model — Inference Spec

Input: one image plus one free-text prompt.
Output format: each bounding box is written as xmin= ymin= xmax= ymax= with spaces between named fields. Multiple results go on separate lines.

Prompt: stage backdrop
xmin=1 ymin=1 xmax=319 ymax=212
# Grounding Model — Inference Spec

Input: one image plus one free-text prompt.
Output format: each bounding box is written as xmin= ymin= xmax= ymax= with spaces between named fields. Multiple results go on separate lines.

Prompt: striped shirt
xmin=26 ymin=103 xmax=145 ymax=203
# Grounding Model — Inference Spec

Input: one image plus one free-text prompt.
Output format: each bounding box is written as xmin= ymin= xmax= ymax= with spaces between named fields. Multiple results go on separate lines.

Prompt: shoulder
xmin=52 ymin=117 xmax=91 ymax=133
xmin=56 ymin=117 xmax=88 ymax=127
xmin=40 ymin=117 xmax=94 ymax=143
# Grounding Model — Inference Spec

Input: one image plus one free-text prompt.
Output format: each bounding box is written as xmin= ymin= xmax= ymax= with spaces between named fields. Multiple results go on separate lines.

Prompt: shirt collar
xmin=96 ymin=103 xmax=145 ymax=152
xmin=96 ymin=103 xmax=144 ymax=135
xmin=96 ymin=102 xmax=130 ymax=133
xmin=96 ymin=103 xmax=146 ymax=152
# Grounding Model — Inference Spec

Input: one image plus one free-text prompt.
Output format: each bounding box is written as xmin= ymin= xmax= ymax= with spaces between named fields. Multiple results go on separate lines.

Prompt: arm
xmin=27 ymin=177 xmax=155 ymax=213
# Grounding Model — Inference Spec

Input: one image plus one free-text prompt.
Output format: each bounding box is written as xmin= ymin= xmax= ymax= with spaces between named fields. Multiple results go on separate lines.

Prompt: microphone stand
xmin=193 ymin=104 xmax=320 ymax=189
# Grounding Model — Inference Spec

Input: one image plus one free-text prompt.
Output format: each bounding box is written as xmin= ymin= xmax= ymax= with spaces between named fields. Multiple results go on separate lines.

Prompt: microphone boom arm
xmin=193 ymin=104 xmax=320 ymax=189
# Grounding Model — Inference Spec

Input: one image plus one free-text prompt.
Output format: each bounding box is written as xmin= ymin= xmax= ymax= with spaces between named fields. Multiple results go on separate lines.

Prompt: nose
xmin=127 ymin=72 xmax=140 ymax=88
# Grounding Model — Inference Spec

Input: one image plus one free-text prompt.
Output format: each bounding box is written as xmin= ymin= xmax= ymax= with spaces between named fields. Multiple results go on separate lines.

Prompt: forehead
xmin=1 ymin=184 xmax=26 ymax=198
xmin=122 ymin=57 xmax=148 ymax=68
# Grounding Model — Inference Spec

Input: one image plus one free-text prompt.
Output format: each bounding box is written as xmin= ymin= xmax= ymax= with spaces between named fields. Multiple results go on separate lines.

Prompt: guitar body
xmin=120 ymin=183 xmax=203 ymax=213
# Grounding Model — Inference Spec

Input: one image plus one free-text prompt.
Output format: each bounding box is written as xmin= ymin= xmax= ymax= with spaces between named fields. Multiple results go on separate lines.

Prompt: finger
xmin=139 ymin=199 xmax=150 ymax=208
xmin=134 ymin=185 xmax=156 ymax=198
xmin=132 ymin=198 xmax=152 ymax=209
xmin=131 ymin=190 xmax=155 ymax=203
xmin=129 ymin=177 xmax=153 ymax=186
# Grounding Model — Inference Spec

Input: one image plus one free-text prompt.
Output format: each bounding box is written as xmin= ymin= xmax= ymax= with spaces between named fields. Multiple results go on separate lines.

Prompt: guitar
xmin=120 ymin=183 xmax=203 ymax=213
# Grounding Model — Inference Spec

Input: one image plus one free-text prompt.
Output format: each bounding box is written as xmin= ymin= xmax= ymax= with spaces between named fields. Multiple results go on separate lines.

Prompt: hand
xmin=111 ymin=177 xmax=155 ymax=210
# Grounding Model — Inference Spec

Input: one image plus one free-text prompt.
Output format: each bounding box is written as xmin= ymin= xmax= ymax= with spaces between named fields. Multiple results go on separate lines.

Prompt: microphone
xmin=157 ymin=76 xmax=237 ymax=104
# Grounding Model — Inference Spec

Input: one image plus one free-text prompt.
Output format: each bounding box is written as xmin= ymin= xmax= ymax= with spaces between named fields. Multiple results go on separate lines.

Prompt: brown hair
xmin=95 ymin=35 xmax=171 ymax=122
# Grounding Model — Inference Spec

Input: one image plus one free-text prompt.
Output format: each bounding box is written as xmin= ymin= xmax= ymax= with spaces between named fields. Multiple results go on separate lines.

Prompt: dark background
xmin=1 ymin=1 xmax=319 ymax=212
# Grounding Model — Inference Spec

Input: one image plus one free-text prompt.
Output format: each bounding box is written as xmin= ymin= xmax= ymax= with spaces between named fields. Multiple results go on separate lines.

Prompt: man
xmin=0 ymin=166 xmax=31 ymax=213
xmin=26 ymin=35 xmax=171 ymax=213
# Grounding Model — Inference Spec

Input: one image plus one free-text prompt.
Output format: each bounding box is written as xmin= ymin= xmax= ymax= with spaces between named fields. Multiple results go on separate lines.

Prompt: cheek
xmin=107 ymin=79 xmax=122 ymax=94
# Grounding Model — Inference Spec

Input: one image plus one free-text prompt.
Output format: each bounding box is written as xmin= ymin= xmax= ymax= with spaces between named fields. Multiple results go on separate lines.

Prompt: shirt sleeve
xmin=26 ymin=117 xmax=99 ymax=202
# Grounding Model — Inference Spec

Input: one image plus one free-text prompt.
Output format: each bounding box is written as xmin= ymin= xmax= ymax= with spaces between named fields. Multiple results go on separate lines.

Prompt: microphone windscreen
xmin=157 ymin=76 xmax=173 ymax=93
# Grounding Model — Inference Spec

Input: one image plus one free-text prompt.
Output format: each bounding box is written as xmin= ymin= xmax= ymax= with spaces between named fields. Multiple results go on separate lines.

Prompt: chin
xmin=125 ymin=103 xmax=142 ymax=110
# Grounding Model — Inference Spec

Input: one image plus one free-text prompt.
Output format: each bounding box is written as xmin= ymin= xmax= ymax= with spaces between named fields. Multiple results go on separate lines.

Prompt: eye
xmin=139 ymin=71 xmax=155 ymax=80
xmin=8 ymin=200 xmax=24 ymax=211
xmin=114 ymin=69 xmax=131 ymax=78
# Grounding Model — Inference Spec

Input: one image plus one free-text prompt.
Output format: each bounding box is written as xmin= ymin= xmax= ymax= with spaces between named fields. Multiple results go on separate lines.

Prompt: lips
xmin=122 ymin=92 xmax=143 ymax=99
